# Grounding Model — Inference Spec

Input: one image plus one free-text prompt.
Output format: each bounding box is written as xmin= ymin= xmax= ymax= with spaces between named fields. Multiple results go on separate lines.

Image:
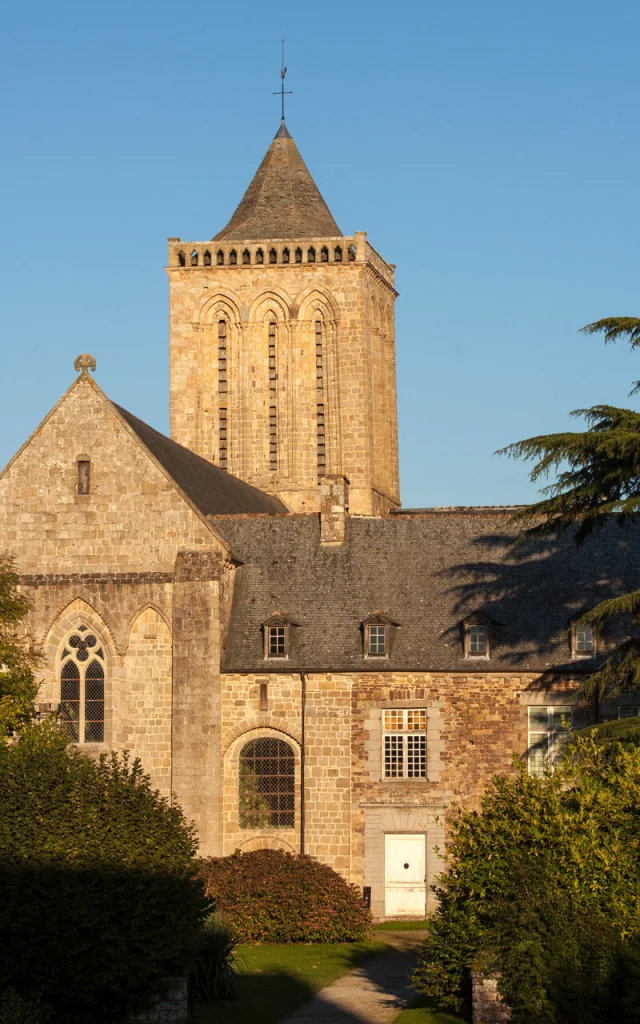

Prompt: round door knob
xmin=403 ymin=862 xmax=409 ymax=869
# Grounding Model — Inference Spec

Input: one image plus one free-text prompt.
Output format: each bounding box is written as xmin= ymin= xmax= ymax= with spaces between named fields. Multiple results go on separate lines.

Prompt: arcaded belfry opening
xmin=239 ymin=737 xmax=295 ymax=829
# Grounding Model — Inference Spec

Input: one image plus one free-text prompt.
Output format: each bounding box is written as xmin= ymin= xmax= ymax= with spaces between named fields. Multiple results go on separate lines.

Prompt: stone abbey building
xmin=1 ymin=118 xmax=638 ymax=920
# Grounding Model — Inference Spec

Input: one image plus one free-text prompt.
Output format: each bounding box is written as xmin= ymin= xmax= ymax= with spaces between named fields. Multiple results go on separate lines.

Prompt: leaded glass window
xmin=59 ymin=625 xmax=104 ymax=743
xmin=383 ymin=709 xmax=427 ymax=779
xmin=239 ymin=738 xmax=295 ymax=828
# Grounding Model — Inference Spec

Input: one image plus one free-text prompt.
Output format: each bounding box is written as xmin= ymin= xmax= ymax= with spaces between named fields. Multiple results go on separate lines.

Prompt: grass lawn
xmin=373 ymin=919 xmax=430 ymax=931
xmin=395 ymin=996 xmax=468 ymax=1023
xmin=190 ymin=939 xmax=388 ymax=1024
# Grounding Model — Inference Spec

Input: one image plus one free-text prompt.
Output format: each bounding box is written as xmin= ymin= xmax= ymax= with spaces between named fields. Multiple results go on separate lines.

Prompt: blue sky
xmin=1 ymin=0 xmax=638 ymax=507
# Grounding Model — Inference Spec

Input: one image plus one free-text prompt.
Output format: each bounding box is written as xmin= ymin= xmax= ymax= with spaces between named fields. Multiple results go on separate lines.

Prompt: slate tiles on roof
xmin=213 ymin=512 xmax=640 ymax=674
xmin=113 ymin=405 xmax=286 ymax=517
xmin=213 ymin=123 xmax=341 ymax=241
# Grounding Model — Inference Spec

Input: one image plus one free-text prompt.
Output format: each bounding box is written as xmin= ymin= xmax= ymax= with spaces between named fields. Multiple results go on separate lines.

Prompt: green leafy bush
xmin=0 ymin=725 xmax=207 ymax=1022
xmin=413 ymin=736 xmax=640 ymax=1016
xmin=190 ymin=912 xmax=239 ymax=1001
xmin=200 ymin=849 xmax=371 ymax=943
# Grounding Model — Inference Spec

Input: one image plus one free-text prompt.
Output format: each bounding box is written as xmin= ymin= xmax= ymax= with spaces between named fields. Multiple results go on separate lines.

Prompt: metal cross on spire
xmin=273 ymin=37 xmax=292 ymax=121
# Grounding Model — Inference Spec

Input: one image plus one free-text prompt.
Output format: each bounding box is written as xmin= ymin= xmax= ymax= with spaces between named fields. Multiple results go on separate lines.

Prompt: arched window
xmin=307 ymin=247 xmax=316 ymax=263
xmin=334 ymin=246 xmax=342 ymax=262
xmin=242 ymin=248 xmax=251 ymax=265
xmin=59 ymin=624 xmax=105 ymax=743
xmin=216 ymin=250 xmax=225 ymax=266
xmin=282 ymin=247 xmax=290 ymax=264
xmin=269 ymin=248 xmax=277 ymax=264
xmin=229 ymin=249 xmax=237 ymax=265
xmin=190 ymin=250 xmax=198 ymax=266
xmin=268 ymin=320 xmax=277 ymax=471
xmin=178 ymin=251 xmax=186 ymax=267
xmin=203 ymin=250 xmax=212 ymax=266
xmin=320 ymin=246 xmax=329 ymax=262
xmin=295 ymin=247 xmax=303 ymax=263
xmin=348 ymin=244 xmax=356 ymax=262
xmin=256 ymin=248 xmax=264 ymax=265
xmin=239 ymin=737 xmax=295 ymax=828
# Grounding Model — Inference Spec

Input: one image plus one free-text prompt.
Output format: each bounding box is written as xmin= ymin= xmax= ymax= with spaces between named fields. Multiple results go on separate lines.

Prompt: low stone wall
xmin=472 ymin=972 xmax=511 ymax=1023
xmin=126 ymin=976 xmax=188 ymax=1024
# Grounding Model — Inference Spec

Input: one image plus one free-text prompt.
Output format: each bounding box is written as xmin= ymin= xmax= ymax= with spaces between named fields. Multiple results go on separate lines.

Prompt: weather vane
xmin=273 ymin=37 xmax=292 ymax=121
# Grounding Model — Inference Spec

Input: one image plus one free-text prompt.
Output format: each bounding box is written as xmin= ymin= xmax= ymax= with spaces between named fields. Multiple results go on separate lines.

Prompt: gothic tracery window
xmin=239 ymin=737 xmax=295 ymax=829
xmin=59 ymin=624 xmax=105 ymax=743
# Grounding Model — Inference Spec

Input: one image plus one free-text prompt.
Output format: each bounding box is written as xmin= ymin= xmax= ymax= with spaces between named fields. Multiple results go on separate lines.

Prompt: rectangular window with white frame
xmin=383 ymin=709 xmax=426 ymax=779
xmin=528 ymin=706 xmax=572 ymax=776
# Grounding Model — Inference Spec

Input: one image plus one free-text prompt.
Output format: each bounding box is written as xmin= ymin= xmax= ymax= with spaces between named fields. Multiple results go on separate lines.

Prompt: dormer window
xmin=263 ymin=613 xmax=300 ymax=659
xmin=362 ymin=613 xmax=400 ymax=658
xmin=366 ymin=624 xmax=387 ymax=657
xmin=267 ymin=625 xmax=286 ymax=657
xmin=572 ymin=621 xmax=595 ymax=657
xmin=462 ymin=613 xmax=492 ymax=659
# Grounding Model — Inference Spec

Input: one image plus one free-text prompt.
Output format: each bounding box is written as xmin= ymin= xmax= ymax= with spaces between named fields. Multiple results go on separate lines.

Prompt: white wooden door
xmin=384 ymin=833 xmax=426 ymax=917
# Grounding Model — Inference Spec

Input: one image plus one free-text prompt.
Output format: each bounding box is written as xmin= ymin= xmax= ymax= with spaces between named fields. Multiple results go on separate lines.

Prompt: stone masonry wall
xmin=167 ymin=235 xmax=399 ymax=515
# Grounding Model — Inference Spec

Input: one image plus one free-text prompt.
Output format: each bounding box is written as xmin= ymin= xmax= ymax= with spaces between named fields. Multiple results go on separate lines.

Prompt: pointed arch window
xmin=229 ymin=249 xmax=237 ymax=265
xmin=216 ymin=250 xmax=225 ymax=266
xmin=282 ymin=247 xmax=290 ymax=264
xmin=239 ymin=737 xmax=295 ymax=829
xmin=59 ymin=624 xmax=104 ymax=743
xmin=178 ymin=251 xmax=186 ymax=267
xmin=307 ymin=247 xmax=316 ymax=263
xmin=320 ymin=246 xmax=329 ymax=262
xmin=295 ymin=247 xmax=303 ymax=263
xmin=315 ymin=318 xmax=326 ymax=480
xmin=348 ymin=245 xmax=356 ymax=261
xmin=256 ymin=248 xmax=264 ymax=265
xmin=269 ymin=248 xmax=277 ymax=264
xmin=242 ymin=249 xmax=251 ymax=265
xmin=203 ymin=250 xmax=212 ymax=266
xmin=334 ymin=246 xmax=343 ymax=262
xmin=190 ymin=250 xmax=199 ymax=266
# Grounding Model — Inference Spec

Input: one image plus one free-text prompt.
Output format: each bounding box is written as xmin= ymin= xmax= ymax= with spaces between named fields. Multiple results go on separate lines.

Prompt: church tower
xmin=167 ymin=120 xmax=400 ymax=515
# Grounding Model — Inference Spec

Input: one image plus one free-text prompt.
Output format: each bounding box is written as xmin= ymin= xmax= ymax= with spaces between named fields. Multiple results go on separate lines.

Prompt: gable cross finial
xmin=74 ymin=354 xmax=96 ymax=378
xmin=273 ymin=37 xmax=292 ymax=121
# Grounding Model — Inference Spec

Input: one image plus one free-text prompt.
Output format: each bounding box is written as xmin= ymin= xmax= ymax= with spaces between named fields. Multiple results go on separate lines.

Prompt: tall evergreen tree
xmin=500 ymin=318 xmax=640 ymax=700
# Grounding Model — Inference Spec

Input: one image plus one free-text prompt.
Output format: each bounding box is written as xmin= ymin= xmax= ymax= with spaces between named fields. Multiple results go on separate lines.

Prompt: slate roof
xmin=214 ymin=122 xmax=342 ymax=241
xmin=113 ymin=405 xmax=286 ymax=517
xmin=213 ymin=511 xmax=640 ymax=673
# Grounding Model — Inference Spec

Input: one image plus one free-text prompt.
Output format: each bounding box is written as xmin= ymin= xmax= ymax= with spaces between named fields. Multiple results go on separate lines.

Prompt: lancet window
xmin=59 ymin=624 xmax=105 ymax=743
xmin=316 ymin=319 xmax=326 ymax=480
xmin=268 ymin=320 xmax=277 ymax=471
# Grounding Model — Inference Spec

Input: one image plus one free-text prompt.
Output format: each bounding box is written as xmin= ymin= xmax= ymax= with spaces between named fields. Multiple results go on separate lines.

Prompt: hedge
xmin=0 ymin=725 xmax=207 ymax=1021
xmin=200 ymin=849 xmax=371 ymax=943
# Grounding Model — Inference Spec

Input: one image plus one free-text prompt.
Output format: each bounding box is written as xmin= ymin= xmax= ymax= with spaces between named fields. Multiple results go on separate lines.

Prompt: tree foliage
xmin=0 ymin=556 xmax=38 ymax=734
xmin=413 ymin=736 xmax=640 ymax=1016
xmin=0 ymin=725 xmax=207 ymax=1022
xmin=499 ymin=317 xmax=640 ymax=698
xmin=200 ymin=849 xmax=371 ymax=943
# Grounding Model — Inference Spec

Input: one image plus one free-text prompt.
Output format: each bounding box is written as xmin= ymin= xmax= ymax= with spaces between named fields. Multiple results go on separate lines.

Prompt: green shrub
xmin=190 ymin=912 xmax=239 ymax=1001
xmin=200 ymin=849 xmax=371 ymax=943
xmin=0 ymin=725 xmax=207 ymax=1022
xmin=413 ymin=736 xmax=640 ymax=1015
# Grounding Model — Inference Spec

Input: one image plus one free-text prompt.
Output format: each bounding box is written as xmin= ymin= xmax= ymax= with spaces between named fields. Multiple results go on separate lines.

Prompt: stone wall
xmin=472 ymin=972 xmax=511 ymax=1023
xmin=167 ymin=233 xmax=399 ymax=515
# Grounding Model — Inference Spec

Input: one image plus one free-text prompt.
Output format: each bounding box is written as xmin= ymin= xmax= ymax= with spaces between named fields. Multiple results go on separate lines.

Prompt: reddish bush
xmin=199 ymin=849 xmax=371 ymax=943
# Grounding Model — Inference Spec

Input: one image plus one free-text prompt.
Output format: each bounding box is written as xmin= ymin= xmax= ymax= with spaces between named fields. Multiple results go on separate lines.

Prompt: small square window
xmin=266 ymin=625 xmax=287 ymax=658
xmin=574 ymin=624 xmax=595 ymax=655
xmin=366 ymin=624 xmax=387 ymax=657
